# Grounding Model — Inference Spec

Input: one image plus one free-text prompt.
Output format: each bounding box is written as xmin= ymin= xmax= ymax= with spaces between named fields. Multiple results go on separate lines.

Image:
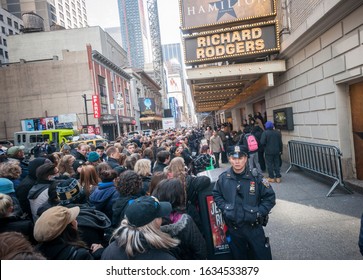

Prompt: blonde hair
xmin=111 ymin=219 xmax=179 ymax=258
xmin=57 ymin=155 xmax=75 ymax=176
xmin=0 ymin=161 xmax=21 ymax=179
xmin=134 ymin=159 xmax=151 ymax=177
xmin=0 ymin=193 xmax=13 ymax=218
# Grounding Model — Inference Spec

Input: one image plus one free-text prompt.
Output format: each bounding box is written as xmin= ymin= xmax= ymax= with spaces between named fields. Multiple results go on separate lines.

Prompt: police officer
xmin=212 ymin=145 xmax=276 ymax=260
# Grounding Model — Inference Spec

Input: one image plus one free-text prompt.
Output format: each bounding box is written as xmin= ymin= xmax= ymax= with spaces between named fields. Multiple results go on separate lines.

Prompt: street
xmin=264 ymin=163 xmax=363 ymax=260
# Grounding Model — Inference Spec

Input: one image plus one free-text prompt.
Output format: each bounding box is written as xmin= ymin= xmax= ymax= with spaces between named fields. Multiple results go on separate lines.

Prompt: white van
xmin=14 ymin=129 xmax=74 ymax=155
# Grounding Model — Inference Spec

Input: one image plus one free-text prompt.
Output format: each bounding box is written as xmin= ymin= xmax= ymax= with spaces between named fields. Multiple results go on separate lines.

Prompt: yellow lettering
xmin=196 ymin=48 xmax=205 ymax=59
xmin=197 ymin=37 xmax=206 ymax=47
xmin=215 ymin=46 xmax=225 ymax=56
xmin=241 ymin=30 xmax=251 ymax=40
xmin=255 ymin=39 xmax=265 ymax=50
xmin=205 ymin=47 xmax=215 ymax=58
xmin=220 ymin=32 xmax=231 ymax=44
xmin=252 ymin=28 xmax=262 ymax=39
xmin=236 ymin=42 xmax=245 ymax=53
xmin=245 ymin=41 xmax=255 ymax=52
xmin=231 ymin=31 xmax=241 ymax=43
xmin=226 ymin=44 xmax=235 ymax=55
xmin=211 ymin=34 xmax=220 ymax=45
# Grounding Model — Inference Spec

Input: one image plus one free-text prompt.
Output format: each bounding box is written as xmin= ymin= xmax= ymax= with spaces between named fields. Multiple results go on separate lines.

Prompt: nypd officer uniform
xmin=212 ymin=145 xmax=276 ymax=259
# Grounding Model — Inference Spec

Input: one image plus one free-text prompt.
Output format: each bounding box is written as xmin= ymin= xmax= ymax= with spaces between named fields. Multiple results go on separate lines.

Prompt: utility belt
xmin=229 ymin=214 xmax=269 ymax=229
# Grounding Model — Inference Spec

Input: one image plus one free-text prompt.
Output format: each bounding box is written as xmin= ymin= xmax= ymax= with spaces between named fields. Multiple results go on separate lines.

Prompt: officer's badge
xmin=262 ymin=178 xmax=270 ymax=188
xmin=249 ymin=181 xmax=256 ymax=194
xmin=234 ymin=146 xmax=240 ymax=153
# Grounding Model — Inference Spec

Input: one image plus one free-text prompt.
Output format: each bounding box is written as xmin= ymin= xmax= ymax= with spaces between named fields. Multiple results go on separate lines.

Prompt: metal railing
xmin=286 ymin=140 xmax=353 ymax=197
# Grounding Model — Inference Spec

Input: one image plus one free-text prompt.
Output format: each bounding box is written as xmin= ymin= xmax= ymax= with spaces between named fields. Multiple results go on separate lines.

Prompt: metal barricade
xmin=286 ymin=140 xmax=353 ymax=197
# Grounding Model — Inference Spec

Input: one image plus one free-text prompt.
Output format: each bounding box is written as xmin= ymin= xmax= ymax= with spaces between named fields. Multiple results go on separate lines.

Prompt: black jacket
xmin=37 ymin=237 xmax=95 ymax=260
xmin=112 ymin=195 xmax=140 ymax=228
xmin=260 ymin=128 xmax=282 ymax=155
xmin=212 ymin=167 xmax=276 ymax=228
xmin=153 ymin=161 xmax=167 ymax=173
xmin=101 ymin=239 xmax=176 ymax=260
xmin=161 ymin=213 xmax=207 ymax=260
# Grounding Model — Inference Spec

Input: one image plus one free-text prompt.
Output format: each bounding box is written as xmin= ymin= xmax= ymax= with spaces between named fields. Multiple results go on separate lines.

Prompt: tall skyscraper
xmin=118 ymin=0 xmax=151 ymax=68
xmin=1 ymin=0 xmax=88 ymax=31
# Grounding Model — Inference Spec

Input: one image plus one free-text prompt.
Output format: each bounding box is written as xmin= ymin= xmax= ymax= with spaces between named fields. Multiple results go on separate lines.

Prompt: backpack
xmin=245 ymin=133 xmax=259 ymax=152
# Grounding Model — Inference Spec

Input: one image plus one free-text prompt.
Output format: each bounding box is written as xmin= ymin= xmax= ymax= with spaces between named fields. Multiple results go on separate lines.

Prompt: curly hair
xmin=115 ymin=170 xmax=142 ymax=196
xmin=0 ymin=160 xmax=21 ymax=179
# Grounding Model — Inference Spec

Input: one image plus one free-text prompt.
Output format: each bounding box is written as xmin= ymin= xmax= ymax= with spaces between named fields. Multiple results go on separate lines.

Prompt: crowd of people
xmin=6 ymin=116 xmax=361 ymax=260
xmin=0 ymin=116 xmax=287 ymax=260
xmin=0 ymin=127 xmax=217 ymax=260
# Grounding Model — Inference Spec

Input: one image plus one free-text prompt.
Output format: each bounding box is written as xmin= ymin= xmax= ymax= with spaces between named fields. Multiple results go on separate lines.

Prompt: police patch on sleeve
xmin=262 ymin=178 xmax=270 ymax=188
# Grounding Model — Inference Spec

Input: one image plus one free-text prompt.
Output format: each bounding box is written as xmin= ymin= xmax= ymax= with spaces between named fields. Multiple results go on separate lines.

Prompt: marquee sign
xmin=183 ymin=20 xmax=279 ymax=65
xmin=179 ymin=0 xmax=276 ymax=32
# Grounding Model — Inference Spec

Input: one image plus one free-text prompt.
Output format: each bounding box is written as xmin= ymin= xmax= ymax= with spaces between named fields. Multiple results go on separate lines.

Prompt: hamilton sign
xmin=183 ymin=21 xmax=279 ymax=65
xmin=180 ymin=0 xmax=276 ymax=31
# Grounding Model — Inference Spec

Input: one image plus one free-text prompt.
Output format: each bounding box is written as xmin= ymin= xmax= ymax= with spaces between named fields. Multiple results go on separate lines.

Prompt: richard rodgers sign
xmin=183 ymin=21 xmax=279 ymax=65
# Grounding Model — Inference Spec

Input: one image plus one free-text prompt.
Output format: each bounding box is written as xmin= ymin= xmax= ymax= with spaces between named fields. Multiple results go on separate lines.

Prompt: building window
xmin=8 ymin=30 xmax=13 ymax=35
xmin=3 ymin=39 xmax=7 ymax=46
xmin=2 ymin=26 xmax=6 ymax=35
xmin=7 ymin=17 xmax=12 ymax=26
xmin=4 ymin=51 xmax=8 ymax=59
xmin=14 ymin=22 xmax=19 ymax=30
xmin=0 ymin=48 xmax=3 ymax=57
xmin=0 ymin=15 xmax=3 ymax=22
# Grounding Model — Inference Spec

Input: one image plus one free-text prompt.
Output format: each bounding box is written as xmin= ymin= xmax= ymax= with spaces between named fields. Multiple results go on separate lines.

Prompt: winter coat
xmin=0 ymin=216 xmax=35 ymax=244
xmin=89 ymin=182 xmax=119 ymax=220
xmin=112 ymin=195 xmax=140 ymax=228
xmin=260 ymin=128 xmax=283 ymax=155
xmin=209 ymin=135 xmax=223 ymax=153
xmin=153 ymin=161 xmax=168 ymax=174
xmin=27 ymin=180 xmax=57 ymax=222
xmin=161 ymin=213 xmax=207 ymax=260
xmin=101 ymin=238 xmax=176 ymax=260
xmin=36 ymin=237 xmax=95 ymax=260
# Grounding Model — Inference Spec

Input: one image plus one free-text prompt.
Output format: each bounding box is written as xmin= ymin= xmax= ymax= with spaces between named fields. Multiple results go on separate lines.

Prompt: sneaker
xmin=276 ymin=178 xmax=281 ymax=183
xmin=267 ymin=178 xmax=275 ymax=183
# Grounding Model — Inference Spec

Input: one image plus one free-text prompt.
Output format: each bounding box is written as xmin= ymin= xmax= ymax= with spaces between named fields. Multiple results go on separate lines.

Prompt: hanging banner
xmin=92 ymin=95 xmax=101 ymax=118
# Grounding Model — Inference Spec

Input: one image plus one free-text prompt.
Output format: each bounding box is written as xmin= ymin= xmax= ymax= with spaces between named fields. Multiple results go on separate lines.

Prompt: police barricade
xmin=197 ymin=167 xmax=233 ymax=260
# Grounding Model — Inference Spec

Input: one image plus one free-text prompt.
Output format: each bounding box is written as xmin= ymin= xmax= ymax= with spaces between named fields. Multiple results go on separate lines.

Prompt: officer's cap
xmin=228 ymin=145 xmax=248 ymax=158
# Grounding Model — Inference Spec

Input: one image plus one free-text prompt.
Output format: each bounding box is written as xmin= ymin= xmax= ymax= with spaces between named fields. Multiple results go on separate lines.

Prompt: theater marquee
xmin=183 ymin=21 xmax=279 ymax=65
xmin=179 ymin=0 xmax=276 ymax=31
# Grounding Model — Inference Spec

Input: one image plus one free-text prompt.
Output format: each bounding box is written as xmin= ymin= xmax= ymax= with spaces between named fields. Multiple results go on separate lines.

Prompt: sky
xmin=85 ymin=0 xmax=182 ymax=44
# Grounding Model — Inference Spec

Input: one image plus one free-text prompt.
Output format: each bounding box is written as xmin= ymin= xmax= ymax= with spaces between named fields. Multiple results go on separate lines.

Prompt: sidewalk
xmin=266 ymin=162 xmax=363 ymax=260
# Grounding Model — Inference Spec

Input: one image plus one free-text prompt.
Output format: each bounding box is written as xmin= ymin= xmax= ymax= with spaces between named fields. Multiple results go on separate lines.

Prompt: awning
xmin=185 ymin=60 xmax=286 ymax=113
xmin=139 ymin=116 xmax=163 ymax=122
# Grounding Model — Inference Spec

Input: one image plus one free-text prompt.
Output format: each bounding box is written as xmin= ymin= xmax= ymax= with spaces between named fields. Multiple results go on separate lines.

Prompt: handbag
xmin=206 ymin=156 xmax=215 ymax=170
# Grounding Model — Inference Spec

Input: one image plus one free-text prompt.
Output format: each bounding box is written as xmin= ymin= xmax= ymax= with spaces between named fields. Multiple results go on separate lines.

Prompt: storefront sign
xmin=183 ymin=20 xmax=279 ymax=64
xmin=180 ymin=0 xmax=275 ymax=31
xmin=92 ymin=95 xmax=101 ymax=118
xmin=139 ymin=98 xmax=156 ymax=115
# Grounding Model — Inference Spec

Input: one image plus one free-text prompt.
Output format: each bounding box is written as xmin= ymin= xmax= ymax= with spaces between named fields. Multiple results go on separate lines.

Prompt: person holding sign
xmin=212 ymin=145 xmax=276 ymax=260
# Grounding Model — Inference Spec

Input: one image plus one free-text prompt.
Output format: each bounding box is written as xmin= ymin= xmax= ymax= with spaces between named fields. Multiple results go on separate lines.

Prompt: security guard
xmin=212 ymin=145 xmax=276 ymax=260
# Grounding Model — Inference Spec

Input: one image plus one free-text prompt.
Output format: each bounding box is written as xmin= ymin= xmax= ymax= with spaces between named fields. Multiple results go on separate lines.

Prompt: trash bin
xmin=197 ymin=167 xmax=233 ymax=260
